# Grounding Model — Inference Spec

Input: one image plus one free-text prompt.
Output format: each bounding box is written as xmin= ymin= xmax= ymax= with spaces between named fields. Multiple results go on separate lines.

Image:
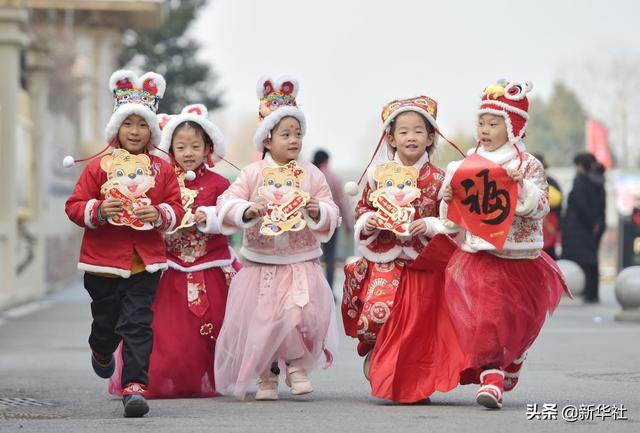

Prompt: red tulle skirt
xmin=444 ymin=249 xmax=567 ymax=370
xmin=109 ymin=265 xmax=235 ymax=398
xmin=369 ymin=235 xmax=470 ymax=402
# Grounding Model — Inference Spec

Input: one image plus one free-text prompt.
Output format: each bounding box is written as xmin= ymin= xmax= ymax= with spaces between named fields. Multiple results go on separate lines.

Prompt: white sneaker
xmin=285 ymin=360 xmax=313 ymax=395
xmin=363 ymin=352 xmax=371 ymax=382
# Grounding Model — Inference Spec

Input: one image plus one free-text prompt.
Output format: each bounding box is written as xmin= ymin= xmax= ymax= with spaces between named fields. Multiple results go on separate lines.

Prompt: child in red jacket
xmin=64 ymin=70 xmax=184 ymax=418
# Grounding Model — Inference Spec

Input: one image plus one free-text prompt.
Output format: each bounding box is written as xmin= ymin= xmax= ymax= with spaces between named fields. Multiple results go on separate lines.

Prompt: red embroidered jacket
xmin=65 ymin=154 xmax=184 ymax=278
xmin=354 ymin=153 xmax=444 ymax=263
xmin=164 ymin=165 xmax=236 ymax=272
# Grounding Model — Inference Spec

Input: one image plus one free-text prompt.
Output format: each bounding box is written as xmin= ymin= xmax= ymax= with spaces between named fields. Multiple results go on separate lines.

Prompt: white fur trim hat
xmin=104 ymin=69 xmax=166 ymax=149
xmin=154 ymin=104 xmax=226 ymax=163
xmin=252 ymin=75 xmax=306 ymax=152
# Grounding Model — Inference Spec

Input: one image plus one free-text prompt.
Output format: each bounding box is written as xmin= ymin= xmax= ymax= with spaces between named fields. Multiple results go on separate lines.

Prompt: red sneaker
xmin=476 ymin=369 xmax=504 ymax=409
xmin=122 ymin=383 xmax=149 ymax=418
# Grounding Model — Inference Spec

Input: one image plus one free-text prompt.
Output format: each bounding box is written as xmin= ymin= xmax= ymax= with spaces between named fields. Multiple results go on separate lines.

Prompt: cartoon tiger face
xmin=372 ymin=162 xmax=420 ymax=206
xmin=100 ymin=149 xmax=155 ymax=198
xmin=258 ymin=163 xmax=305 ymax=204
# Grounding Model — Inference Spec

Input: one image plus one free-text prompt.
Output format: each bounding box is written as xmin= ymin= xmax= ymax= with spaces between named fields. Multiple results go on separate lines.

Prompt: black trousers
xmin=84 ymin=271 xmax=160 ymax=387
xmin=322 ymin=230 xmax=338 ymax=289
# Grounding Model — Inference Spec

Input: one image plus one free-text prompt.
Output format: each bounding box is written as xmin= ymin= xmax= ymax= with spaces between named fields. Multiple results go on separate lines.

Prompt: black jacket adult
xmin=561 ymin=171 xmax=606 ymax=265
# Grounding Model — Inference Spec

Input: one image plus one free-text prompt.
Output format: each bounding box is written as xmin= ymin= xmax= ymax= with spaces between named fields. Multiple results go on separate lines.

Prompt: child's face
xmin=477 ymin=114 xmax=509 ymax=152
xmin=264 ymin=116 xmax=302 ymax=165
xmin=387 ymin=111 xmax=434 ymax=165
xmin=172 ymin=126 xmax=207 ymax=171
xmin=118 ymin=114 xmax=151 ymax=154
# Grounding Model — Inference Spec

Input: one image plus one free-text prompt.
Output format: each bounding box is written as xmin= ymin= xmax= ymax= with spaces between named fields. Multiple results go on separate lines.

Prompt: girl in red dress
xmin=342 ymin=96 xmax=468 ymax=402
xmin=109 ymin=104 xmax=239 ymax=398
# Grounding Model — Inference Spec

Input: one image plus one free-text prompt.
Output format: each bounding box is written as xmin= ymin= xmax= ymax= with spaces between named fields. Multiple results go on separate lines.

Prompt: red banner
xmin=586 ymin=118 xmax=611 ymax=169
xmin=447 ymin=153 xmax=518 ymax=249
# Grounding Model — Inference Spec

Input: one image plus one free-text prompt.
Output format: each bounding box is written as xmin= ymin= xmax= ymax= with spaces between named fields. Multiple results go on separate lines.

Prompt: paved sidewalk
xmin=0 ymin=278 xmax=638 ymax=432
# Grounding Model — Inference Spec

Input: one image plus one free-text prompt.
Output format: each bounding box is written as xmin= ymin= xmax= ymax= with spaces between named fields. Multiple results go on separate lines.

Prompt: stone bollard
xmin=555 ymin=259 xmax=585 ymax=298
xmin=614 ymin=266 xmax=640 ymax=322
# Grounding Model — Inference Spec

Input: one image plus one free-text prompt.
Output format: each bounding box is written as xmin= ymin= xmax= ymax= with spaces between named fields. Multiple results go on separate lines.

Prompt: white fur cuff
xmin=422 ymin=216 xmax=446 ymax=238
xmin=515 ymin=179 xmax=541 ymax=217
xmin=196 ymin=205 xmax=222 ymax=234
xmin=439 ymin=201 xmax=461 ymax=233
xmin=84 ymin=199 xmax=99 ymax=229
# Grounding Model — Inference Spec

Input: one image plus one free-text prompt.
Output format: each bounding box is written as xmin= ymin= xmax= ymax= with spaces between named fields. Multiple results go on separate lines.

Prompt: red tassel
xmin=72 ymin=138 xmax=118 ymax=164
xmin=354 ymin=131 xmax=387 ymax=188
xmin=435 ymin=129 xmax=466 ymax=158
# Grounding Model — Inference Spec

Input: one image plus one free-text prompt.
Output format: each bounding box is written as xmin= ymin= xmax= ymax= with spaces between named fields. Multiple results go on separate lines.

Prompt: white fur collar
xmin=392 ymin=151 xmax=430 ymax=168
xmin=469 ymin=140 xmax=526 ymax=165
xmin=264 ymin=152 xmax=300 ymax=166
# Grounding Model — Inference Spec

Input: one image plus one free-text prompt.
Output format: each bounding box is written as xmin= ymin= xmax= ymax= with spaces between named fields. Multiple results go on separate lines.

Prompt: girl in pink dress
xmin=214 ymin=76 xmax=340 ymax=400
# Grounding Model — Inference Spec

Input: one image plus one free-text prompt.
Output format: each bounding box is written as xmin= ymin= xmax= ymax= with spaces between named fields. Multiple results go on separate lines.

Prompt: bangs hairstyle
xmin=262 ymin=115 xmax=301 ymax=159
xmin=170 ymin=121 xmax=213 ymax=154
xmin=388 ymin=111 xmax=436 ymax=156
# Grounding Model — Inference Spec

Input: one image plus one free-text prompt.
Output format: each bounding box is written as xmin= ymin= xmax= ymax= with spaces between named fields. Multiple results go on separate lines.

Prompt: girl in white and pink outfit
xmin=214 ymin=76 xmax=339 ymax=400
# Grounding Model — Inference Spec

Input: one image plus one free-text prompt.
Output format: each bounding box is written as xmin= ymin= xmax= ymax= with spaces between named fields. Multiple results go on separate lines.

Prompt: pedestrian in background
xmin=562 ymin=152 xmax=606 ymax=303
xmin=312 ymin=149 xmax=353 ymax=295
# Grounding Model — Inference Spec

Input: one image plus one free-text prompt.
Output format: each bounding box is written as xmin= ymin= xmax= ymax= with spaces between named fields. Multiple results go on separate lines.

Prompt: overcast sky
xmin=193 ymin=0 xmax=640 ymax=170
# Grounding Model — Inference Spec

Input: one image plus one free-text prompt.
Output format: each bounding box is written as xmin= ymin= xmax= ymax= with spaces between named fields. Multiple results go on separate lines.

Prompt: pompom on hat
xmin=253 ymin=75 xmax=307 ymax=152
xmin=153 ymin=103 xmax=226 ymax=166
xmin=63 ymin=69 xmax=166 ymax=167
xmin=344 ymin=95 xmax=464 ymax=196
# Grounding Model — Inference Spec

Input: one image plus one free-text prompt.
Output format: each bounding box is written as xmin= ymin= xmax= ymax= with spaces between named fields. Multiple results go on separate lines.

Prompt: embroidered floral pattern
xmin=166 ymin=226 xmax=209 ymax=263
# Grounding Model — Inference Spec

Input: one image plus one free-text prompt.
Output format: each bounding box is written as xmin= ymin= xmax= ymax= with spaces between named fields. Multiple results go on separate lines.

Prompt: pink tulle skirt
xmin=214 ymin=260 xmax=339 ymax=399
xmin=444 ymin=249 xmax=567 ymax=369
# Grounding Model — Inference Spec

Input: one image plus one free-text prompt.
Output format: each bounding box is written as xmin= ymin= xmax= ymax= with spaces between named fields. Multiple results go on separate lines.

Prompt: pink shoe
xmin=476 ymin=369 xmax=504 ymax=409
xmin=504 ymin=353 xmax=527 ymax=392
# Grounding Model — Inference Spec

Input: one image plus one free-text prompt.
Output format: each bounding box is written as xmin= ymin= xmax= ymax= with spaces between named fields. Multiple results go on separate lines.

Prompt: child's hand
xmin=194 ymin=211 xmax=207 ymax=225
xmin=443 ymin=184 xmax=453 ymax=203
xmin=134 ymin=205 xmax=160 ymax=223
xmin=305 ymin=198 xmax=321 ymax=220
xmin=409 ymin=219 xmax=427 ymax=237
xmin=243 ymin=203 xmax=266 ymax=221
xmin=365 ymin=214 xmax=380 ymax=232
xmin=100 ymin=198 xmax=123 ymax=218
xmin=507 ymin=168 xmax=523 ymax=183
